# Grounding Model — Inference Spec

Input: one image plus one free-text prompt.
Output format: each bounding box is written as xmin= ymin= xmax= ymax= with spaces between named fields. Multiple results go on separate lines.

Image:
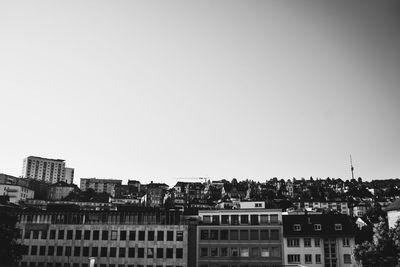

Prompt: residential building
xmin=197 ymin=209 xmax=283 ymax=267
xmin=0 ymin=173 xmax=18 ymax=184
xmin=48 ymin=182 xmax=79 ymax=201
xmin=0 ymin=184 xmax=34 ymax=204
xmin=293 ymin=200 xmax=350 ymax=215
xmin=22 ymin=156 xmax=69 ymax=184
xmin=64 ymin=167 xmax=75 ymax=184
xmin=282 ymin=213 xmax=356 ymax=267
xmin=16 ymin=208 xmax=189 ymax=267
xmin=80 ymin=178 xmax=122 ymax=197
xmin=386 ymin=198 xmax=400 ymax=228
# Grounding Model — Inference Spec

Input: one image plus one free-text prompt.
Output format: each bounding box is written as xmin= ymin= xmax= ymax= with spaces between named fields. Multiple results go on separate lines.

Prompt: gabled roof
xmin=385 ymin=198 xmax=400 ymax=211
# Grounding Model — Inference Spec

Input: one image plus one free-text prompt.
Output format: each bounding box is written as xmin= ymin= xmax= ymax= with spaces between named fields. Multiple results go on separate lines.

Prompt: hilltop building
xmin=22 ymin=156 xmax=73 ymax=184
xmin=80 ymin=178 xmax=122 ymax=197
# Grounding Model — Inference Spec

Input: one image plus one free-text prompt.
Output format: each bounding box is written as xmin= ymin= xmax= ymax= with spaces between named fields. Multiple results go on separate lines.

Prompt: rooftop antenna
xmin=350 ymin=155 xmax=355 ymax=180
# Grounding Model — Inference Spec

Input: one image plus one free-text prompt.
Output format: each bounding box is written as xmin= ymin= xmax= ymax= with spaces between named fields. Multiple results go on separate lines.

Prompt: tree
xmin=353 ymin=218 xmax=400 ymax=266
xmin=0 ymin=210 xmax=26 ymax=267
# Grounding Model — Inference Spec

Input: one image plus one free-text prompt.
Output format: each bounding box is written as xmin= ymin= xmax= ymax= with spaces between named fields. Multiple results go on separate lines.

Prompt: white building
xmin=80 ymin=178 xmax=122 ymax=197
xmin=0 ymin=184 xmax=34 ymax=204
xmin=386 ymin=198 xmax=400 ymax=229
xmin=22 ymin=156 xmax=72 ymax=184
xmin=64 ymin=167 xmax=75 ymax=184
xmin=282 ymin=213 xmax=355 ymax=267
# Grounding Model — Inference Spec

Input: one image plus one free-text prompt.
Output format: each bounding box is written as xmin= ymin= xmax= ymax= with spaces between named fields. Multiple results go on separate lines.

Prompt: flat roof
xmin=27 ymin=156 xmax=65 ymax=162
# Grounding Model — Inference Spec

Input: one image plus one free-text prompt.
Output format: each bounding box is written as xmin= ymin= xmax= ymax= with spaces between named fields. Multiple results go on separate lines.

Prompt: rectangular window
xmin=271 ymin=247 xmax=280 ymax=257
xmin=316 ymin=254 xmax=321 ymax=263
xmin=58 ymin=230 xmax=64 ymax=240
xmin=129 ymin=231 xmax=136 ymax=240
xmin=156 ymin=248 xmax=163 ymax=258
xmin=304 ymin=238 xmax=311 ymax=247
xmin=56 ymin=246 xmax=63 ymax=256
xmin=100 ymin=247 xmax=107 ymax=257
xmin=210 ymin=247 xmax=218 ymax=257
xmin=32 ymin=230 xmax=39 ymax=239
xmin=111 ymin=231 xmax=117 ymax=240
xmin=93 ymin=230 xmax=99 ymax=240
xmin=220 ymin=230 xmax=228 ymax=240
xmin=250 ymin=215 xmax=259 ymax=225
xmin=84 ymin=230 xmax=90 ymax=240
xmin=120 ymin=230 xmax=126 ymax=241
xmin=314 ymin=224 xmax=322 ymax=231
xmin=176 ymin=231 xmax=183 ymax=241
xmin=270 ymin=229 xmax=279 ymax=240
xmin=110 ymin=247 xmax=116 ymax=257
xmin=119 ymin=248 xmax=125 ymax=257
xmin=200 ymin=247 xmax=208 ymax=257
xmin=167 ymin=231 xmax=173 ymax=241
xmin=67 ymin=230 xmax=73 ymax=240
xmin=138 ymin=248 xmax=144 ymax=258
xmin=31 ymin=246 xmax=37 ymax=255
xmin=343 ymin=238 xmax=350 ymax=246
xmin=305 ymin=254 xmax=312 ymax=263
xmin=335 ymin=224 xmax=342 ymax=231
xmin=24 ymin=230 xmax=31 ymax=239
xmin=293 ymin=224 xmax=301 ymax=231
xmin=147 ymin=231 xmax=154 ymax=241
xmin=147 ymin=248 xmax=154 ymax=258
xmin=260 ymin=215 xmax=268 ymax=224
xmin=128 ymin=248 xmax=135 ymax=258
xmin=231 ymin=247 xmax=239 ymax=257
xmin=260 ymin=230 xmax=269 ymax=240
xmin=102 ymin=230 xmax=108 ymax=240
xmin=288 ymin=254 xmax=300 ymax=263
xmin=230 ymin=230 xmax=238 ymax=240
xmin=240 ymin=230 xmax=248 ymax=240
xmin=73 ymin=247 xmax=80 ymax=257
xmin=220 ymin=247 xmax=228 ymax=257
xmin=48 ymin=246 xmax=55 ymax=256
xmin=166 ymin=248 xmax=173 ymax=258
xmin=210 ymin=230 xmax=219 ymax=240
xmin=41 ymin=230 xmax=47 ymax=239
xmin=231 ymin=215 xmax=239 ymax=225
xmin=75 ymin=230 xmax=81 ymax=240
xmin=240 ymin=247 xmax=249 ymax=257
xmin=344 ymin=254 xmax=351 ymax=264
xmin=251 ymin=247 xmax=259 ymax=257
xmin=91 ymin=247 xmax=98 ymax=257
xmin=139 ymin=231 xmax=145 ymax=241
xmin=250 ymin=230 xmax=258 ymax=240
xmin=65 ymin=246 xmax=71 ymax=257
xmin=261 ymin=247 xmax=269 ymax=257
xmin=157 ymin=231 xmax=163 ymax=241
xmin=270 ymin=214 xmax=279 ymax=224
xmin=83 ymin=247 xmax=89 ymax=257
xmin=221 ymin=215 xmax=229 ymax=224
xmin=315 ymin=238 xmax=321 ymax=246
xmin=287 ymin=238 xmax=300 ymax=247
xmin=200 ymin=230 xmax=208 ymax=240
xmin=39 ymin=246 xmax=45 ymax=256
xmin=241 ymin=215 xmax=249 ymax=224
xmin=50 ymin=230 xmax=56 ymax=239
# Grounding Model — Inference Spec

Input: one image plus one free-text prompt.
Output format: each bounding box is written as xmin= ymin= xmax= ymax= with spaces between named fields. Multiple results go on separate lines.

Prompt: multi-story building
xmin=48 ymin=182 xmax=79 ymax=201
xmin=197 ymin=209 xmax=283 ymax=267
xmin=80 ymin=178 xmax=122 ymax=197
xmin=282 ymin=213 xmax=356 ymax=267
xmin=16 ymin=208 xmax=189 ymax=267
xmin=64 ymin=168 xmax=75 ymax=184
xmin=293 ymin=200 xmax=350 ymax=215
xmin=0 ymin=173 xmax=18 ymax=184
xmin=386 ymin=198 xmax=400 ymax=228
xmin=22 ymin=156 xmax=69 ymax=184
xmin=0 ymin=184 xmax=34 ymax=204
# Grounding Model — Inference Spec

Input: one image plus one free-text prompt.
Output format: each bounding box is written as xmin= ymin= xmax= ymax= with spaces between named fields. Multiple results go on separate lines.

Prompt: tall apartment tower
xmin=64 ymin=167 xmax=74 ymax=184
xmin=22 ymin=156 xmax=66 ymax=184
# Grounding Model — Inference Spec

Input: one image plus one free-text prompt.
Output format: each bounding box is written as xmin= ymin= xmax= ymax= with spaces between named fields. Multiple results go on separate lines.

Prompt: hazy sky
xmin=1 ymin=1 xmax=399 ymax=186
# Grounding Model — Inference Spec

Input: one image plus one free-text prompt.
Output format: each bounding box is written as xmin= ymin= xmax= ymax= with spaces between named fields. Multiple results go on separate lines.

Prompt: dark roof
xmin=385 ymin=198 xmax=400 ymax=211
xmin=27 ymin=156 xmax=65 ymax=162
xmin=283 ymin=214 xmax=355 ymax=237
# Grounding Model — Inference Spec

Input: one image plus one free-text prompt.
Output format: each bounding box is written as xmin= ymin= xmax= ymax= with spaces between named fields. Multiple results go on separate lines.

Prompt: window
xmin=56 ymin=246 xmax=63 ymax=256
xmin=344 ymin=254 xmax=351 ymax=264
xmin=111 ymin=231 xmax=118 ymax=240
xmin=147 ymin=231 xmax=154 ymax=241
xmin=203 ymin=215 xmax=211 ymax=224
xmin=220 ymin=230 xmax=228 ymax=240
xmin=38 ymin=246 xmax=45 ymax=256
xmin=128 ymin=248 xmax=135 ymax=258
xmin=176 ymin=248 xmax=183 ymax=258
xmin=176 ymin=231 xmax=183 ymax=241
xmin=91 ymin=247 xmax=98 ymax=257
xmin=50 ymin=230 xmax=56 ymax=239
xmin=200 ymin=230 xmax=208 ymax=240
xmin=167 ymin=231 xmax=173 ymax=241
xmin=93 ymin=230 xmax=99 ymax=240
xmin=75 ymin=230 xmax=82 ymax=240
xmin=156 ymin=248 xmax=163 ymax=258
xmin=110 ymin=247 xmax=116 ymax=257
xmin=305 ymin=254 xmax=312 ymax=263
xmin=147 ymin=248 xmax=154 ymax=258
xmin=67 ymin=230 xmax=73 ymax=240
xmin=33 ymin=230 xmax=39 ymax=239
xmin=220 ymin=247 xmax=228 ymax=257
xmin=315 ymin=238 xmax=321 ymax=246
xmin=102 ymin=230 xmax=108 ymax=240
xmin=41 ymin=230 xmax=47 ymax=239
xmin=119 ymin=248 xmax=125 ymax=257
xmin=304 ymin=238 xmax=311 ymax=247
xmin=288 ymin=254 xmax=300 ymax=263
xmin=31 ymin=246 xmax=37 ymax=255
xmin=260 ymin=230 xmax=269 ymax=240
xmin=230 ymin=230 xmax=238 ymax=240
xmin=270 ymin=247 xmax=280 ymax=257
xmin=343 ymin=237 xmax=350 ymax=246
xmin=250 ymin=215 xmax=259 ymax=225
xmin=270 ymin=214 xmax=279 ymax=224
xmin=251 ymin=247 xmax=259 ymax=257
xmin=250 ymin=230 xmax=259 ymax=240
xmin=293 ymin=224 xmax=301 ymax=231
xmin=335 ymin=224 xmax=342 ymax=231
xmin=240 ymin=230 xmax=248 ymax=240
xmin=84 ymin=230 xmax=90 ymax=240
xmin=287 ymin=238 xmax=300 ymax=247
xmin=83 ymin=247 xmax=89 ymax=257
xmin=129 ymin=231 xmax=136 ymax=240
xmin=261 ymin=248 xmax=269 ymax=257
xmin=210 ymin=247 xmax=218 ymax=256
xmin=48 ymin=246 xmax=55 ymax=256
xmin=157 ymin=231 xmax=163 ymax=241
xmin=166 ymin=248 xmax=173 ymax=258
xmin=200 ymin=247 xmax=208 ymax=257
xmin=65 ymin=247 xmax=71 ymax=257
xmin=100 ymin=247 xmax=107 ymax=257
xmin=241 ymin=215 xmax=249 ymax=224
xmin=270 ymin=229 xmax=279 ymax=240
xmin=316 ymin=254 xmax=321 ymax=263
xmin=210 ymin=230 xmax=219 ymax=240
xmin=240 ymin=247 xmax=249 ymax=257
xmin=314 ymin=224 xmax=322 ymax=231
xmin=58 ymin=230 xmax=64 ymax=240
xmin=231 ymin=247 xmax=239 ymax=257
xmin=260 ymin=215 xmax=268 ymax=224
xmin=73 ymin=246 xmax=80 ymax=257
xmin=221 ymin=215 xmax=229 ymax=224
xmin=231 ymin=215 xmax=239 ymax=225
xmin=138 ymin=248 xmax=144 ymax=258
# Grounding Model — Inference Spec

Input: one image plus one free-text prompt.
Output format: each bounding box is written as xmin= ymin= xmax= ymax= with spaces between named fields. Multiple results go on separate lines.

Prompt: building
xmin=64 ymin=168 xmax=75 ymax=184
xmin=293 ymin=200 xmax=350 ymax=215
xmin=48 ymin=182 xmax=79 ymax=201
xmin=22 ymin=156 xmax=69 ymax=184
xmin=0 ymin=184 xmax=34 ymax=204
xmin=16 ymin=208 xmax=189 ymax=267
xmin=0 ymin=173 xmax=18 ymax=184
xmin=80 ymin=178 xmax=122 ymax=197
xmin=197 ymin=209 xmax=283 ymax=267
xmin=282 ymin=213 xmax=356 ymax=267
xmin=386 ymin=198 xmax=400 ymax=228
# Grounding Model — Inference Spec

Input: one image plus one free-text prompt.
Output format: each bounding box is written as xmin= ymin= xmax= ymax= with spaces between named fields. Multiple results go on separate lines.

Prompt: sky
xmin=1 ymin=1 xmax=399 ymax=186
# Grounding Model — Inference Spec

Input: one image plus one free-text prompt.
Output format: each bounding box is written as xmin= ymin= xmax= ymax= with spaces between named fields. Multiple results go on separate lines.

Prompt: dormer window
xmin=335 ymin=224 xmax=342 ymax=231
xmin=314 ymin=224 xmax=322 ymax=231
xmin=293 ymin=224 xmax=301 ymax=231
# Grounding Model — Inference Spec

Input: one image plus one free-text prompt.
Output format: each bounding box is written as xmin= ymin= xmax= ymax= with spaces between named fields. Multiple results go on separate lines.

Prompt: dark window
xmin=166 ymin=248 xmax=173 ymax=258
xmin=92 ymin=247 xmax=98 ymax=257
xmin=110 ymin=247 xmax=116 ymax=257
xmin=32 ymin=230 xmax=39 ymax=239
xmin=41 ymin=230 xmax=47 ymax=239
xmin=119 ymin=248 xmax=125 ymax=257
xmin=156 ymin=248 xmax=163 ymax=258
xmin=50 ymin=230 xmax=56 ymax=239
xmin=138 ymin=248 xmax=144 ymax=258
xmin=177 ymin=231 xmax=183 ymax=241
xmin=128 ymin=248 xmax=135 ymax=258
xmin=75 ymin=230 xmax=82 ymax=240
xmin=67 ymin=230 xmax=73 ymax=240
xmin=48 ymin=246 xmax=55 ymax=256
xmin=129 ymin=231 xmax=136 ymax=240
xmin=24 ymin=230 xmax=30 ymax=239
xmin=157 ymin=231 xmax=164 ymax=241
xmin=231 ymin=215 xmax=239 ymax=225
xmin=120 ymin=230 xmax=126 ymax=241
xmin=148 ymin=231 xmax=154 ymax=241
xmin=200 ymin=230 xmax=208 ymax=240
xmin=250 ymin=215 xmax=259 ymax=225
xmin=83 ymin=247 xmax=89 ymax=257
xmin=84 ymin=230 xmax=90 ymax=240
xmin=221 ymin=215 xmax=229 ymax=224
xmin=200 ymin=247 xmax=208 ymax=257
xmin=230 ymin=230 xmax=238 ymax=240
xmin=220 ymin=230 xmax=228 ymax=240
xmin=240 ymin=230 xmax=248 ymax=240
xmin=58 ymin=230 xmax=64 ymax=240
xmin=31 ymin=245 xmax=37 ymax=255
xmin=56 ymin=246 xmax=63 ymax=256
xmin=176 ymin=248 xmax=183 ymax=258
xmin=65 ymin=247 xmax=71 ymax=257
xmin=167 ymin=231 xmax=173 ymax=241
xmin=74 ymin=247 xmax=80 ymax=257
xmin=147 ymin=248 xmax=154 ymax=258
xmin=39 ymin=246 xmax=46 ymax=256
xmin=100 ymin=247 xmax=107 ymax=257
xmin=270 ymin=229 xmax=279 ymax=240
xmin=139 ymin=231 xmax=145 ymax=241
xmin=250 ymin=230 xmax=259 ymax=240
xmin=241 ymin=215 xmax=249 ymax=224
xmin=210 ymin=230 xmax=219 ymax=240
xmin=93 ymin=230 xmax=99 ymax=240
xmin=260 ymin=230 xmax=269 ymax=240
xmin=102 ymin=230 xmax=108 ymax=240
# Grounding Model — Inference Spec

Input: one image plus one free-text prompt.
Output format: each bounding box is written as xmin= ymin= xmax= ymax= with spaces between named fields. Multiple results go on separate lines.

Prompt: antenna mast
xmin=350 ymin=155 xmax=355 ymax=180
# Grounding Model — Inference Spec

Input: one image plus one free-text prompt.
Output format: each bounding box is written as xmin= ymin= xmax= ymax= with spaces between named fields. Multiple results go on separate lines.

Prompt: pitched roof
xmin=385 ymin=198 xmax=400 ymax=211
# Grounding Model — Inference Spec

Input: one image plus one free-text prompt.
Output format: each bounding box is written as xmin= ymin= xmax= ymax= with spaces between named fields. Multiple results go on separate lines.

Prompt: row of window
xmin=202 ymin=214 xmax=279 ymax=225
xmin=286 ymin=237 xmax=350 ymax=247
xmin=292 ymin=223 xmax=342 ymax=231
xmin=21 ymin=263 xmax=183 ymax=267
xmin=200 ymin=229 xmax=279 ymax=241
xmin=24 ymin=229 xmax=183 ymax=242
xmin=199 ymin=264 xmax=281 ymax=267
xmin=200 ymin=247 xmax=280 ymax=258
xmin=27 ymin=245 xmax=183 ymax=259
xmin=287 ymin=254 xmax=351 ymax=264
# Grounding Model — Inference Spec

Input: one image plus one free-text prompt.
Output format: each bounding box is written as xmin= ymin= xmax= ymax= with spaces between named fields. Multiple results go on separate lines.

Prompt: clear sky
xmin=1 ymin=1 xmax=399 ymax=186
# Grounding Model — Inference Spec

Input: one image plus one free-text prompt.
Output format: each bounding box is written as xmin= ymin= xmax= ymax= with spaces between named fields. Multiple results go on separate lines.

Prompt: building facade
xmin=22 ymin=156 xmax=67 ymax=184
xmin=80 ymin=178 xmax=122 ymax=197
xmin=282 ymin=213 xmax=355 ymax=267
xmin=197 ymin=209 xmax=283 ymax=267
xmin=48 ymin=182 xmax=79 ymax=201
xmin=0 ymin=184 xmax=34 ymax=203
xmin=64 ymin=168 xmax=75 ymax=184
xmin=16 ymin=208 xmax=189 ymax=267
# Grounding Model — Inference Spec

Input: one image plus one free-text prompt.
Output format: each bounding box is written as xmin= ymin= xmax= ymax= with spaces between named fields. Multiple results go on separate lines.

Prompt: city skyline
xmin=1 ymin=1 xmax=400 ymax=185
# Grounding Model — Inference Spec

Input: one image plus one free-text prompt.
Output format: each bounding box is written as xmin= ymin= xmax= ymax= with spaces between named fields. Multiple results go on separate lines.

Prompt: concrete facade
xmin=0 ymin=184 xmax=34 ymax=203
xmin=80 ymin=178 xmax=122 ymax=197
xmin=22 ymin=156 xmax=66 ymax=184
